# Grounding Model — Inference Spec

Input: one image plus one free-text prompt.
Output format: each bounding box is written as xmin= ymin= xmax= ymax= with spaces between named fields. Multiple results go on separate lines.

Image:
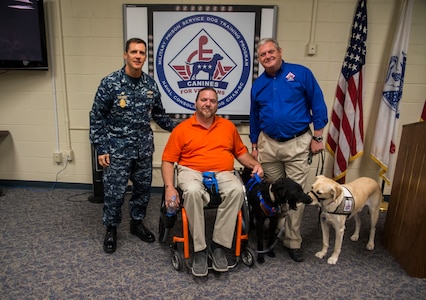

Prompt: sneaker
xmin=192 ymin=251 xmax=208 ymax=277
xmin=211 ymin=247 xmax=228 ymax=272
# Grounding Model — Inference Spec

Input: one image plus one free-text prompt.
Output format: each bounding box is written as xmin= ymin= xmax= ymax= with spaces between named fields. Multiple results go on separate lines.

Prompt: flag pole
xmin=380 ymin=179 xmax=388 ymax=212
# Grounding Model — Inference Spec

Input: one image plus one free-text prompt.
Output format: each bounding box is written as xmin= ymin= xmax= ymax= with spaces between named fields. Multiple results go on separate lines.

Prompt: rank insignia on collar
xmin=147 ymin=90 xmax=154 ymax=98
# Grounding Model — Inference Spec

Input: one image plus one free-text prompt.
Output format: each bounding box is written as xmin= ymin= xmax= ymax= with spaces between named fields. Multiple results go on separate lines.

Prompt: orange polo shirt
xmin=162 ymin=114 xmax=248 ymax=172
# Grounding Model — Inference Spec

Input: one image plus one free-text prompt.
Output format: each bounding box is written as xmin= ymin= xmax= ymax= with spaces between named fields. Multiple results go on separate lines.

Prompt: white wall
xmin=0 ymin=0 xmax=425 ymax=194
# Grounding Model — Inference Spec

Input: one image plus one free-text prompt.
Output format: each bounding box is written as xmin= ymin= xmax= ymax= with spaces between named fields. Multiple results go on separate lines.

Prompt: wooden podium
xmin=381 ymin=121 xmax=426 ymax=278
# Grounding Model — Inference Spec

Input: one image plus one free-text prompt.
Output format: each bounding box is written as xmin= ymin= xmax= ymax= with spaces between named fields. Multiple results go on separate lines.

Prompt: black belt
xmin=269 ymin=127 xmax=310 ymax=143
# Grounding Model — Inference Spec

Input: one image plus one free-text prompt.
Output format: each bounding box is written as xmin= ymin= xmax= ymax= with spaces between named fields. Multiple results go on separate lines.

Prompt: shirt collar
xmin=264 ymin=60 xmax=285 ymax=78
xmin=190 ymin=113 xmax=220 ymax=129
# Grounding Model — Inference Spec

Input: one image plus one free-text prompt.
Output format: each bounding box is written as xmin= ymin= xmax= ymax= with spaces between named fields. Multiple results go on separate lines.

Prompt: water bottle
xmin=165 ymin=195 xmax=177 ymax=229
xmin=166 ymin=195 xmax=177 ymax=217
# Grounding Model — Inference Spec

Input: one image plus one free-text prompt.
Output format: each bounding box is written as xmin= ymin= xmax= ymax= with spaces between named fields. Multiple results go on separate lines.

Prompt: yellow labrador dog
xmin=309 ymin=175 xmax=382 ymax=264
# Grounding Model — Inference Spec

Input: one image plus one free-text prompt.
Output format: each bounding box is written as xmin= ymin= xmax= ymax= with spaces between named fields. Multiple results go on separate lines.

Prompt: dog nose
xmin=302 ymin=193 xmax=313 ymax=204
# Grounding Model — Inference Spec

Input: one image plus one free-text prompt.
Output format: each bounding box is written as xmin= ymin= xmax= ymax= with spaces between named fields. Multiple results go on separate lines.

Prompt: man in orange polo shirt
xmin=162 ymin=87 xmax=263 ymax=277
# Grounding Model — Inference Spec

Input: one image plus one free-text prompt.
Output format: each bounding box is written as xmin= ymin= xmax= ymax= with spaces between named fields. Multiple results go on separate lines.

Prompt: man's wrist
xmin=312 ymin=136 xmax=323 ymax=142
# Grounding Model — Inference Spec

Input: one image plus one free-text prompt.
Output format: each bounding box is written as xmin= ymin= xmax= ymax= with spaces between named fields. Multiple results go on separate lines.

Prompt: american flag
xmin=326 ymin=0 xmax=367 ymax=183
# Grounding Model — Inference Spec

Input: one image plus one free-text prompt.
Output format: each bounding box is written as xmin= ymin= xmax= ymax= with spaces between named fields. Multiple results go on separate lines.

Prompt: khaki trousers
xmin=257 ymin=130 xmax=312 ymax=249
xmin=177 ymin=166 xmax=244 ymax=252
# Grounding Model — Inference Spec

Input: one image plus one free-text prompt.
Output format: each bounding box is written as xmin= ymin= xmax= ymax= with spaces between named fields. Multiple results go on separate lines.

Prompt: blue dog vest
xmin=246 ymin=174 xmax=279 ymax=217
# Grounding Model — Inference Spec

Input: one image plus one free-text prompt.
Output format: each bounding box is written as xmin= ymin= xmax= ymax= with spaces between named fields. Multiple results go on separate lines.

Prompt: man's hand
xmin=98 ymin=154 xmax=110 ymax=167
xmin=165 ymin=185 xmax=180 ymax=208
xmin=310 ymin=139 xmax=324 ymax=154
xmin=251 ymin=163 xmax=264 ymax=178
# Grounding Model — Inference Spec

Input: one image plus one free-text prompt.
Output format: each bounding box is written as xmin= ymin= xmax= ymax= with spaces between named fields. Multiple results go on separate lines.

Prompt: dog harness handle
xmin=202 ymin=171 xmax=219 ymax=194
xmin=246 ymin=173 xmax=262 ymax=192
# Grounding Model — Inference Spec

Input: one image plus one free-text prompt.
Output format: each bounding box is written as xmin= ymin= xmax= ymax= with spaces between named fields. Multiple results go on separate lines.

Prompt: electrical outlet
xmin=53 ymin=152 xmax=63 ymax=163
xmin=307 ymin=43 xmax=317 ymax=55
xmin=65 ymin=150 xmax=74 ymax=161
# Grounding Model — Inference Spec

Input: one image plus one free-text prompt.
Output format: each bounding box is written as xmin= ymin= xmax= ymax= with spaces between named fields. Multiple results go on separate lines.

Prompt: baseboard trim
xmin=0 ymin=180 xmax=163 ymax=193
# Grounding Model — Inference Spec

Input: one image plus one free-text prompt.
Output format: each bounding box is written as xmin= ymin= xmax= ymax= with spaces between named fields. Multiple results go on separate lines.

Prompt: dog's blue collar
xmin=246 ymin=174 xmax=279 ymax=217
xmin=258 ymin=191 xmax=279 ymax=217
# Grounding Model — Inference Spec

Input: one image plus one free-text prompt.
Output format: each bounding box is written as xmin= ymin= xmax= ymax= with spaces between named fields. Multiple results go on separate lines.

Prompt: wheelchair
xmin=158 ymin=169 xmax=255 ymax=272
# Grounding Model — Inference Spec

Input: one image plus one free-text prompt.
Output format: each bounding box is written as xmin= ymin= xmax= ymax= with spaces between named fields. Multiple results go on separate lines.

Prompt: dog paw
xmin=257 ymin=257 xmax=265 ymax=264
xmin=366 ymin=242 xmax=375 ymax=250
xmin=315 ymin=251 xmax=326 ymax=259
xmin=327 ymin=256 xmax=338 ymax=264
xmin=267 ymin=250 xmax=276 ymax=258
xmin=350 ymin=234 xmax=359 ymax=241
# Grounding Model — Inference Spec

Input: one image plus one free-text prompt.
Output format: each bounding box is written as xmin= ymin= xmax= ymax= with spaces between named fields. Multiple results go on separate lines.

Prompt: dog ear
xmin=270 ymin=180 xmax=287 ymax=203
xmin=332 ymin=185 xmax=342 ymax=202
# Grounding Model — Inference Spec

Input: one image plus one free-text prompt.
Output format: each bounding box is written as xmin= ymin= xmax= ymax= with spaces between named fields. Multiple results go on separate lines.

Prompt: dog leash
xmin=256 ymin=224 xmax=286 ymax=254
xmin=245 ymin=173 xmax=262 ymax=192
xmin=316 ymin=150 xmax=325 ymax=176
xmin=311 ymin=150 xmax=325 ymax=231
xmin=308 ymin=150 xmax=325 ymax=176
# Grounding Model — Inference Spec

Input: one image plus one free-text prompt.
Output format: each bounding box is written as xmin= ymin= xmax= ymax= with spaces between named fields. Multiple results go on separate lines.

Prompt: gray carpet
xmin=0 ymin=186 xmax=425 ymax=299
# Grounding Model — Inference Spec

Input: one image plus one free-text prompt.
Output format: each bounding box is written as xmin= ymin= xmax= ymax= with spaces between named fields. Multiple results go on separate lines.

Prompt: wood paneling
xmin=382 ymin=122 xmax=426 ymax=278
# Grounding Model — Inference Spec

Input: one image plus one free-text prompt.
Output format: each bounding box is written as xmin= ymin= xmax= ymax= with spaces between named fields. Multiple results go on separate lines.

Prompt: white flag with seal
xmin=370 ymin=0 xmax=413 ymax=185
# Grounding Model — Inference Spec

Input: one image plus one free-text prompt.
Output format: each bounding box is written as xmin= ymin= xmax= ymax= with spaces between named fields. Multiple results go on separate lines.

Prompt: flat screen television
xmin=0 ymin=0 xmax=49 ymax=70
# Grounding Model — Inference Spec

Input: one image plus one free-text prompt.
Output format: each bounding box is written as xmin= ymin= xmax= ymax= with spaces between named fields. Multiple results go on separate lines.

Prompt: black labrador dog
xmin=242 ymin=168 xmax=312 ymax=263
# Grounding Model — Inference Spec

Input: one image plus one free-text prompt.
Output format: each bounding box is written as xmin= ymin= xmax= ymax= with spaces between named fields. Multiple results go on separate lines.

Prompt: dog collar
xmin=246 ymin=174 xmax=279 ymax=217
xmin=258 ymin=191 xmax=279 ymax=217
xmin=309 ymin=190 xmax=325 ymax=202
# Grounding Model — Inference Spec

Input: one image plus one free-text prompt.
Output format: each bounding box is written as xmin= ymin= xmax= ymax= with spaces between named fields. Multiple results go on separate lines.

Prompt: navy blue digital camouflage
xmin=102 ymin=156 xmax=153 ymax=226
xmin=90 ymin=66 xmax=175 ymax=158
xmin=90 ymin=66 xmax=175 ymax=226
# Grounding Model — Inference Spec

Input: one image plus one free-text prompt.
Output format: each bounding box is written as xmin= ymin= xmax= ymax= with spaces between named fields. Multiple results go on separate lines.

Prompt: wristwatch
xmin=312 ymin=136 xmax=323 ymax=142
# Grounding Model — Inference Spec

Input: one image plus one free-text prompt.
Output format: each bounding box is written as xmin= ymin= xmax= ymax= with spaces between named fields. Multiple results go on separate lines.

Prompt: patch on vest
xmin=334 ymin=187 xmax=354 ymax=215
xmin=343 ymin=198 xmax=354 ymax=212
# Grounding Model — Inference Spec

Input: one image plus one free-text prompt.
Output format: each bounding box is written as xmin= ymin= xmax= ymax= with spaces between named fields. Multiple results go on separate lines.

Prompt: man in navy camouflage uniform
xmin=90 ymin=38 xmax=175 ymax=253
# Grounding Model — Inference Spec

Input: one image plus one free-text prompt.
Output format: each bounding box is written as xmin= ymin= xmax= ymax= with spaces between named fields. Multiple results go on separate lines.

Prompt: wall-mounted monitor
xmin=0 ymin=0 xmax=49 ymax=70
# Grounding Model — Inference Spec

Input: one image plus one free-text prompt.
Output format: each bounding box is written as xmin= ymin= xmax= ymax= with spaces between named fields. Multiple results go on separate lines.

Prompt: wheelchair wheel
xmin=241 ymin=247 xmax=256 ymax=267
xmin=241 ymin=195 xmax=251 ymax=234
xmin=159 ymin=186 xmax=167 ymax=243
xmin=171 ymin=249 xmax=184 ymax=271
